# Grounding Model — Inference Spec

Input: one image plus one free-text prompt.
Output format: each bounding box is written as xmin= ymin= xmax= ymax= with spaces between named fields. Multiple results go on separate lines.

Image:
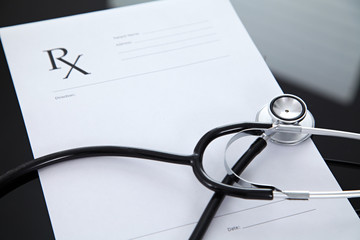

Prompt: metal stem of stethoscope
xmin=224 ymin=94 xmax=360 ymax=200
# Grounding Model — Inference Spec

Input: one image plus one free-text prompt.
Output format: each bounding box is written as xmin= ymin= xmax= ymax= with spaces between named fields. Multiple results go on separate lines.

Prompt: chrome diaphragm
xmin=256 ymin=94 xmax=315 ymax=144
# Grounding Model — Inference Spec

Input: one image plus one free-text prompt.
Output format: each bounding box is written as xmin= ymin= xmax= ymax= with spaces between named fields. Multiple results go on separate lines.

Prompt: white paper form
xmin=1 ymin=0 xmax=359 ymax=239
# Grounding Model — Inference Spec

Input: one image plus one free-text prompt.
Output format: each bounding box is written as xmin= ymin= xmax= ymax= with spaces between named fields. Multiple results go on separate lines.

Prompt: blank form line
xmin=122 ymin=40 xmax=219 ymax=60
xmin=243 ymin=209 xmax=316 ymax=229
xmin=143 ymin=20 xmax=209 ymax=34
xmin=214 ymin=200 xmax=286 ymax=219
xmin=136 ymin=27 xmax=214 ymax=43
xmin=119 ymin=33 xmax=217 ymax=53
xmin=53 ymin=55 xmax=229 ymax=93
xmin=130 ymin=200 xmax=286 ymax=239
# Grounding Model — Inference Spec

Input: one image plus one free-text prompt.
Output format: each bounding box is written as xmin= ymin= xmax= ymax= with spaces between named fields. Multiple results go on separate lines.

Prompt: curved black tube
xmin=191 ymin=122 xmax=274 ymax=200
xmin=0 ymin=123 xmax=274 ymax=200
xmin=0 ymin=146 xmax=192 ymax=197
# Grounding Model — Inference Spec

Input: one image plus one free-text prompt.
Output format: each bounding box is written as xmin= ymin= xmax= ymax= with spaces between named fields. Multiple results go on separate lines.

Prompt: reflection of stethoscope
xmin=0 ymin=94 xmax=359 ymax=239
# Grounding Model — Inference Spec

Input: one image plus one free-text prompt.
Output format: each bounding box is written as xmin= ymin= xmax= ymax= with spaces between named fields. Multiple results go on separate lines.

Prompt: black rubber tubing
xmin=189 ymin=137 xmax=267 ymax=240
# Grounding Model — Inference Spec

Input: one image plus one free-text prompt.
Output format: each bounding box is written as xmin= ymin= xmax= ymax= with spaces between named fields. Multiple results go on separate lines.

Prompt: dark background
xmin=0 ymin=1 xmax=359 ymax=239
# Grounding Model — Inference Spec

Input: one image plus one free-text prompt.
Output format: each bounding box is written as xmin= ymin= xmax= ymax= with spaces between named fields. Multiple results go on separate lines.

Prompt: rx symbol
xmin=44 ymin=48 xmax=90 ymax=79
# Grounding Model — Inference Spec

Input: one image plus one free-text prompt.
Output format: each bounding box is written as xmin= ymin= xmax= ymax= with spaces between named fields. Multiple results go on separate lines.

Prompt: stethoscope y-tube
xmin=1 ymin=94 xmax=360 ymax=240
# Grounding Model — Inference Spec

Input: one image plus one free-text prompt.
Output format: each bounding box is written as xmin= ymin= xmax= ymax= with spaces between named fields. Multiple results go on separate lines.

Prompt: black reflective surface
xmin=0 ymin=1 xmax=359 ymax=239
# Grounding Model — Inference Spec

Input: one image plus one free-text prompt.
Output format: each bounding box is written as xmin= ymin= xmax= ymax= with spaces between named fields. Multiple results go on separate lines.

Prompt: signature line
xmin=243 ymin=208 xmax=316 ymax=229
xmin=129 ymin=200 xmax=286 ymax=239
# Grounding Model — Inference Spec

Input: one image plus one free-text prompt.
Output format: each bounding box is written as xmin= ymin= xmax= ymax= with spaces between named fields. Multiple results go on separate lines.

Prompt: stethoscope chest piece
xmin=256 ymin=94 xmax=315 ymax=144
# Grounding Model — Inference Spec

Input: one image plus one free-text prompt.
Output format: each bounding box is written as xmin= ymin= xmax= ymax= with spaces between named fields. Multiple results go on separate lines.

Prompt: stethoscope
xmin=1 ymin=94 xmax=359 ymax=239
